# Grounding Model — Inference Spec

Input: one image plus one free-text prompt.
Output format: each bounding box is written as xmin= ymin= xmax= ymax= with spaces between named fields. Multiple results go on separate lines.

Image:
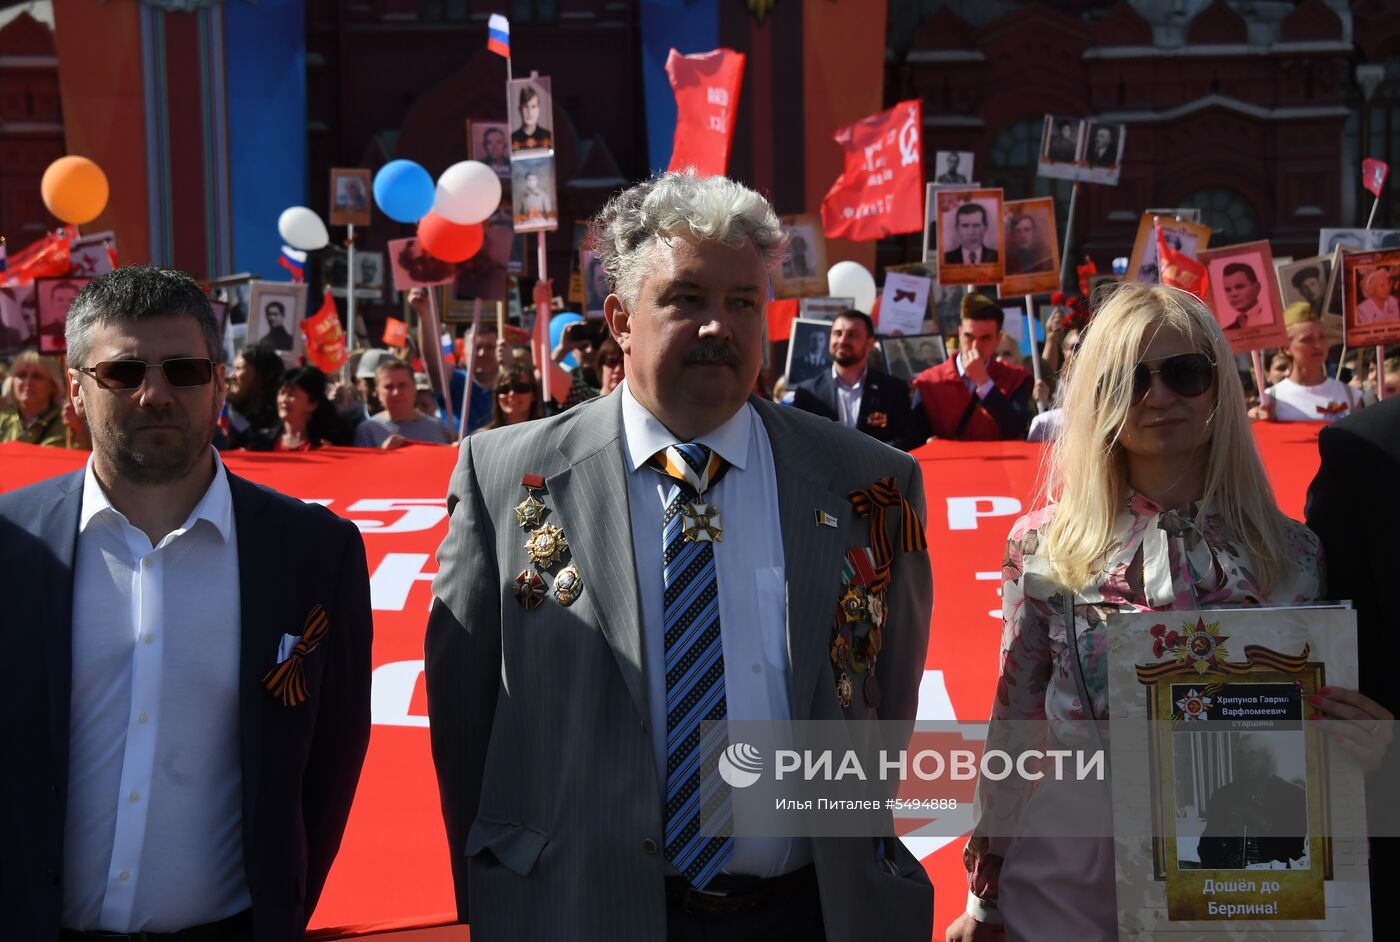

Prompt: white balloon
xmin=826 ymin=261 xmax=877 ymax=314
xmin=277 ymin=206 xmax=329 ymax=251
xmin=434 ymin=161 xmax=503 ymax=226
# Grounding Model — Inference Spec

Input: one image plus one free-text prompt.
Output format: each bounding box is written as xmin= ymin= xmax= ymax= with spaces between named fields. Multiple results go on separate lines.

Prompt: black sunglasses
xmin=1132 ymin=353 xmax=1215 ymax=404
xmin=76 ymin=357 xmax=215 ymax=391
xmin=497 ymin=381 xmax=534 ymax=395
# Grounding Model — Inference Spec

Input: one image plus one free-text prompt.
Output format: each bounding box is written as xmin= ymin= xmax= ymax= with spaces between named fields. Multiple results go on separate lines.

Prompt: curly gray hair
xmin=587 ymin=171 xmax=789 ymax=306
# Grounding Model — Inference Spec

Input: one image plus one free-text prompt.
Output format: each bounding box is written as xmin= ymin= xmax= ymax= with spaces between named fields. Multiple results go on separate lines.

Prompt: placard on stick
xmin=999 ymin=197 xmax=1060 ymax=298
xmin=1340 ymin=248 xmax=1400 ymax=347
xmin=935 ymin=187 xmax=1004 ymax=286
xmin=1198 ymin=240 xmax=1288 ymax=354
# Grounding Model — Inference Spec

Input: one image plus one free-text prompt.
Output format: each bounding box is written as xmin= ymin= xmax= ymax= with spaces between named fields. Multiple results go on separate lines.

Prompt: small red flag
xmin=382 ymin=316 xmax=408 ymax=348
xmin=300 ymin=289 xmax=349 ymax=372
xmin=1155 ymin=219 xmax=1209 ymax=302
xmin=1362 ymin=158 xmax=1389 ymax=198
xmin=665 ymin=48 xmax=746 ymax=178
xmin=105 ymin=240 xmax=119 ymax=270
xmin=820 ymin=100 xmax=924 ymax=242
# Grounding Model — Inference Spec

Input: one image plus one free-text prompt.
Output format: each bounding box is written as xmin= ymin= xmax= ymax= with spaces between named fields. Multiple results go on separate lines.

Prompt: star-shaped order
xmin=514 ymin=493 xmax=546 ymax=528
xmin=525 ymin=523 xmax=569 ymax=568
xmin=680 ymin=502 xmax=722 ymax=543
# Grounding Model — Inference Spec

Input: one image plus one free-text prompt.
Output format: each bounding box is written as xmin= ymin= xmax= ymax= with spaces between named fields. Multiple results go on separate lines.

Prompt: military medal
xmin=514 ymin=569 xmax=546 ymax=609
xmin=515 ymin=474 xmax=547 ymax=528
xmin=525 ymin=523 xmax=568 ymax=568
xmin=554 ymin=565 xmax=582 ymax=606
xmin=680 ymin=501 xmax=722 ymax=543
xmin=863 ymin=672 xmax=882 ymax=709
xmin=835 ymin=671 xmax=854 ymax=709
xmin=839 ymin=586 xmax=867 ymax=623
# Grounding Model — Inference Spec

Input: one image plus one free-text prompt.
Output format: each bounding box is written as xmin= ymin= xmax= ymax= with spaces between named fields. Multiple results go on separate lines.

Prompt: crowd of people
xmin=2 ymin=170 xmax=1397 ymax=942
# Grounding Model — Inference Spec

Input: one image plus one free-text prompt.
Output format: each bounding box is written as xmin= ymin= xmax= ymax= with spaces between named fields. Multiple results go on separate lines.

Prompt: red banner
xmin=820 ymin=99 xmax=923 ymax=242
xmin=0 ymin=421 xmax=1328 ymax=936
xmin=1156 ymin=218 xmax=1209 ymax=301
xmin=665 ymin=47 xmax=745 ymax=178
xmin=302 ymin=289 xmax=349 ymax=373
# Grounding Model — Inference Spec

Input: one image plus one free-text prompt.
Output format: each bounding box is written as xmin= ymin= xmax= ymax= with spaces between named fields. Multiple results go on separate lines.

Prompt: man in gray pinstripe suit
xmin=426 ymin=171 xmax=934 ymax=940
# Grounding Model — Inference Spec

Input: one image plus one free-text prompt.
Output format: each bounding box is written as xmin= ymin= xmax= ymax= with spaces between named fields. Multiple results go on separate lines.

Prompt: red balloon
xmin=416 ymin=212 xmax=484 ymax=263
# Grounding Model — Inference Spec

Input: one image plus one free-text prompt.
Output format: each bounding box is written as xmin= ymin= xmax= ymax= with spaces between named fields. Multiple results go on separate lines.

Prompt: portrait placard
xmin=510 ymin=153 xmax=558 ymax=233
xmin=468 ymin=120 xmax=512 ymax=179
xmin=921 ymin=181 xmax=981 ymax=263
xmin=1276 ymin=256 xmax=1332 ymax=321
xmin=0 ymin=284 xmax=37 ymax=356
xmin=774 ymin=214 xmax=828 ymax=299
xmin=507 ymin=77 xmax=554 ymax=155
xmin=1318 ymin=228 xmax=1400 ymax=256
xmin=34 ymin=277 xmax=88 ymax=354
xmin=245 ymin=281 xmax=309 ymax=358
xmin=1129 ymin=214 xmax=1213 ymax=286
xmin=329 ymin=168 xmax=372 ymax=228
xmin=1199 ymin=241 xmax=1288 ymax=353
xmin=1037 ymin=115 xmax=1083 ymax=181
xmin=999 ymin=197 xmax=1060 ymax=298
xmin=580 ymin=249 xmax=609 ymax=317
xmin=1340 ymin=248 xmax=1400 ymax=347
xmin=387 ymin=237 xmax=459 ymax=291
xmin=935 ymin=188 xmax=1004 ymax=286
xmin=879 ymin=333 xmax=946 ymax=383
xmin=1078 ymin=121 xmax=1126 ymax=185
xmin=784 ymin=317 xmax=834 ymax=387
xmin=797 ymin=297 xmax=854 ymax=322
xmin=1107 ymin=607 xmax=1370 ymax=941
xmin=454 ymin=203 xmax=514 ymax=302
xmin=933 ymin=151 xmax=973 ymax=186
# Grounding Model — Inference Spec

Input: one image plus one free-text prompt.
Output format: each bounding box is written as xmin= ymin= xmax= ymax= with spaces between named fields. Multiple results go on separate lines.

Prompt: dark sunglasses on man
xmin=1131 ymin=352 xmax=1214 ymax=404
xmin=75 ymin=357 xmax=216 ymax=391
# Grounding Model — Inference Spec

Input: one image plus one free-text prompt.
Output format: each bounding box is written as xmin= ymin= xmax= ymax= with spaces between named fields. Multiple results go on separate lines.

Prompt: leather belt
xmin=60 ymin=909 xmax=252 ymax=942
xmin=665 ymin=864 xmax=817 ymax=917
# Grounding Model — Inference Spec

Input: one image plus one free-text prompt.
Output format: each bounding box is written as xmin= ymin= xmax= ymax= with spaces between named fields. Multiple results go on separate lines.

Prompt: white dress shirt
xmin=63 ymin=451 xmax=249 ymax=932
xmin=833 ymin=365 xmax=866 ymax=428
xmin=620 ymin=381 xmax=810 ymax=877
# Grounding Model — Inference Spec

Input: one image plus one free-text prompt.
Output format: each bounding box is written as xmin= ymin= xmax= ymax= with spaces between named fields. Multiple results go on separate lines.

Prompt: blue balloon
xmin=373 ymin=160 xmax=435 ymax=223
xmin=549 ymin=312 xmax=584 ymax=370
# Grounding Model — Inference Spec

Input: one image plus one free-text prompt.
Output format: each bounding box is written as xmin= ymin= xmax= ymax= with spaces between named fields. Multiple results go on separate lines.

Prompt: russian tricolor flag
xmin=487 ymin=14 xmax=510 ymax=58
xmin=278 ymin=245 xmax=306 ymax=282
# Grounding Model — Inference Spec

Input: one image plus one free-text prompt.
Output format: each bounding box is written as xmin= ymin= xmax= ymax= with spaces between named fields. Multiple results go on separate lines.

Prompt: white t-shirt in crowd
xmin=1267 ymin=377 xmax=1356 ymax=423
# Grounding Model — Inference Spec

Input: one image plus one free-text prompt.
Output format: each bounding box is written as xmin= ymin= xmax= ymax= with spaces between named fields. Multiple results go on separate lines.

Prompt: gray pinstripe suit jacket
xmin=425 ymin=391 xmax=933 ymax=940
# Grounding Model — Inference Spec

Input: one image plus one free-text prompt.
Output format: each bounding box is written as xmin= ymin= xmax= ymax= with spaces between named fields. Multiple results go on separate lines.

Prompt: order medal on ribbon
xmin=514 ymin=569 xmax=546 ymax=609
xmin=680 ymin=501 xmax=722 ymax=543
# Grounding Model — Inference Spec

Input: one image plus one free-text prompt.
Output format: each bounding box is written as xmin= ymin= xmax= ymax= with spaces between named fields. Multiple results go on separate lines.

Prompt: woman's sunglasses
xmin=497 ymin=382 xmax=534 ymax=395
xmin=1131 ymin=353 xmax=1214 ymax=404
xmin=75 ymin=357 xmax=215 ymax=390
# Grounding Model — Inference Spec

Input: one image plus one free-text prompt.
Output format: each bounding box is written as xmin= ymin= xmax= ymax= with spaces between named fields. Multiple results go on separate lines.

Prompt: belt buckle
xmin=682 ymin=885 xmax=731 ymax=916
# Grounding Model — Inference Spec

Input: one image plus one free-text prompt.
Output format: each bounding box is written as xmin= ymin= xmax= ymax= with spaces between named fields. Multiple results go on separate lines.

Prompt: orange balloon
xmin=41 ymin=155 xmax=110 ymax=225
xmin=416 ymin=212 xmax=483 ymax=263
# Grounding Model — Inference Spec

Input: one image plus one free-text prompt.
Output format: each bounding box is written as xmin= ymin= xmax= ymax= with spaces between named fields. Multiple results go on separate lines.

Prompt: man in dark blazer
xmin=942 ymin=203 xmax=998 ymax=266
xmin=426 ymin=173 xmax=933 ymax=941
xmin=908 ymin=293 xmax=1031 ymax=441
xmin=787 ymin=308 xmax=913 ymax=449
xmin=0 ymin=267 xmax=372 ymax=942
xmin=1305 ymin=396 xmax=1400 ymax=938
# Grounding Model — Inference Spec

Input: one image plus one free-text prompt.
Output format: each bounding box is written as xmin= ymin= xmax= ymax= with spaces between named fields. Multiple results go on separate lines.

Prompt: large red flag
xmin=1362 ymin=158 xmax=1389 ymax=198
xmin=820 ymin=99 xmax=923 ymax=241
xmin=301 ymin=289 xmax=349 ymax=372
xmin=666 ymin=48 xmax=746 ymax=178
xmin=1155 ymin=218 xmax=1209 ymax=301
xmin=0 ymin=231 xmax=72 ymax=286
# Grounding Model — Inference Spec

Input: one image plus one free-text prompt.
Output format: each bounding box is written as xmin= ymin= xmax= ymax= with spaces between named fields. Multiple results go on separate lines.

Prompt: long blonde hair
xmin=1039 ymin=283 xmax=1290 ymax=593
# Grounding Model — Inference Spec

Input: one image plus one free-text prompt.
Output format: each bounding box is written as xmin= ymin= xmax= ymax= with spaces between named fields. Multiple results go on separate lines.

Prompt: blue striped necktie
xmin=651 ymin=442 xmax=733 ymax=888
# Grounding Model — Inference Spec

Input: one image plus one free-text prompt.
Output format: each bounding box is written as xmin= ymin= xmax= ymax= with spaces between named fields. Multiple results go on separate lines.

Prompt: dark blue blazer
xmin=0 ymin=468 xmax=373 ymax=941
xmin=788 ymin=368 xmax=914 ymax=450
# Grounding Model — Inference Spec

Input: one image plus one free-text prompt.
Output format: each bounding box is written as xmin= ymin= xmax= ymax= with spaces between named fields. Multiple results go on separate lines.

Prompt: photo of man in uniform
xmin=1290 ymin=264 xmax=1327 ymax=318
xmin=1004 ymin=212 xmax=1053 ymax=275
xmin=260 ymin=300 xmax=295 ymax=351
xmin=1045 ymin=118 xmax=1079 ymax=162
xmin=936 ymin=152 xmax=970 ymax=184
xmin=510 ymin=81 xmax=553 ymax=152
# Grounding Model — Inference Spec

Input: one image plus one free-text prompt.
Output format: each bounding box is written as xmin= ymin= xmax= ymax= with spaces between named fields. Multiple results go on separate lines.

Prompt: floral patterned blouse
xmin=963 ymin=492 xmax=1324 ymax=921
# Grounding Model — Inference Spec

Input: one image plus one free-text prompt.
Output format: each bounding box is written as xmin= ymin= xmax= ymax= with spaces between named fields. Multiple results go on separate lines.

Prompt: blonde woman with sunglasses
xmin=946 ymin=284 xmax=1384 ymax=941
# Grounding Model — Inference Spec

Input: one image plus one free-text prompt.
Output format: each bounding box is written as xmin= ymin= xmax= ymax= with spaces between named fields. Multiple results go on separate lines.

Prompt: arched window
xmin=985 ymin=118 xmax=1073 ymax=234
xmin=1179 ymin=187 xmax=1260 ymax=246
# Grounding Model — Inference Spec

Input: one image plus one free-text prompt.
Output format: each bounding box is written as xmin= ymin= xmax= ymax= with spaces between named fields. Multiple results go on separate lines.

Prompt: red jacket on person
xmin=909 ymin=357 xmax=1033 ymax=441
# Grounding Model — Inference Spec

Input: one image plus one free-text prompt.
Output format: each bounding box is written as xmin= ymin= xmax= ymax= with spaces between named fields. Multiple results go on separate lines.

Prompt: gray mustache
xmin=683 ymin=343 xmax=740 ymax=367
